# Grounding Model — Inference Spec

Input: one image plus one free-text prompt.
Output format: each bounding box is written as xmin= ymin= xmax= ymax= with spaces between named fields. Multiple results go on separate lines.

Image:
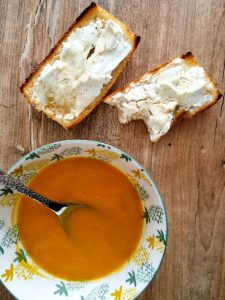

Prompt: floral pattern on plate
xmin=0 ymin=140 xmax=168 ymax=300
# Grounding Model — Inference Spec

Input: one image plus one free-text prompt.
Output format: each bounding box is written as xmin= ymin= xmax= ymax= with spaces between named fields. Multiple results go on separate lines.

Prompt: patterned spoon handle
xmin=0 ymin=169 xmax=69 ymax=212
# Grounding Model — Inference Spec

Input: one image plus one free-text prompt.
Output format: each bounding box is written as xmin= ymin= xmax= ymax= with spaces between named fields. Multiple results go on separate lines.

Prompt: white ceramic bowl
xmin=0 ymin=140 xmax=167 ymax=300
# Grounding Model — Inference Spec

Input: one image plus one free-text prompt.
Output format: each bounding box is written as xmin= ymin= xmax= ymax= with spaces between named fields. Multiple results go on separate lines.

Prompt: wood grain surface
xmin=0 ymin=0 xmax=224 ymax=299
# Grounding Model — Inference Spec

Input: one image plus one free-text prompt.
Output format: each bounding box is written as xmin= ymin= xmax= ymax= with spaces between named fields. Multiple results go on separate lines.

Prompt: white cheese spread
xmin=106 ymin=58 xmax=215 ymax=141
xmin=29 ymin=18 xmax=132 ymax=121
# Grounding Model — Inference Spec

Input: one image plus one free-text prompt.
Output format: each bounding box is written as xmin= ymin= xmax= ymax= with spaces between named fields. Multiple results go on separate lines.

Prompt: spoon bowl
xmin=0 ymin=169 xmax=86 ymax=222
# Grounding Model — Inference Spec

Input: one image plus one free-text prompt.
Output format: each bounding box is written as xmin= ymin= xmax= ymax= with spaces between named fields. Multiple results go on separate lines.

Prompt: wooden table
xmin=0 ymin=0 xmax=224 ymax=299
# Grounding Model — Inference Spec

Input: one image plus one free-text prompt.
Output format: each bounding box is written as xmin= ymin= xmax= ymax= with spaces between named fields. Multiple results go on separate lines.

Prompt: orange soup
xmin=18 ymin=157 xmax=143 ymax=280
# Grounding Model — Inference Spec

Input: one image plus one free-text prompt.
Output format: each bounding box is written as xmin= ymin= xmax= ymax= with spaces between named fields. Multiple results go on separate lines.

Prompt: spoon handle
xmin=0 ymin=169 xmax=67 ymax=211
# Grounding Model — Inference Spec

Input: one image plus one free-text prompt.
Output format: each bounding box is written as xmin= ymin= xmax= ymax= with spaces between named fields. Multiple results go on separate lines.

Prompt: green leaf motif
xmin=156 ymin=230 xmax=167 ymax=246
xmin=126 ymin=270 xmax=137 ymax=287
xmin=0 ymin=220 xmax=4 ymax=229
xmin=120 ymin=153 xmax=131 ymax=162
xmin=97 ymin=143 xmax=111 ymax=149
xmin=97 ymin=143 xmax=105 ymax=148
xmin=25 ymin=152 xmax=40 ymax=160
xmin=14 ymin=248 xmax=27 ymax=263
xmin=0 ymin=188 xmax=13 ymax=197
xmin=54 ymin=281 xmax=68 ymax=296
xmin=0 ymin=245 xmax=4 ymax=255
xmin=50 ymin=154 xmax=64 ymax=161
xmin=142 ymin=207 xmax=150 ymax=224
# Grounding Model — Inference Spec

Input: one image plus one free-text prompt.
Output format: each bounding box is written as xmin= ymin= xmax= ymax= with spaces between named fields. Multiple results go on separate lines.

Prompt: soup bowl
xmin=0 ymin=140 xmax=167 ymax=300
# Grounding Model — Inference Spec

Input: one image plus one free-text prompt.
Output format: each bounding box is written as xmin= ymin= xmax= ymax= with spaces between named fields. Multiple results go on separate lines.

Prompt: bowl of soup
xmin=0 ymin=140 xmax=167 ymax=300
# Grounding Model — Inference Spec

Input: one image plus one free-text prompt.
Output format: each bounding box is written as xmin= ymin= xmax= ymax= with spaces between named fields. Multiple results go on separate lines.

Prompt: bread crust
xmin=20 ymin=2 xmax=140 ymax=129
xmin=104 ymin=51 xmax=222 ymax=135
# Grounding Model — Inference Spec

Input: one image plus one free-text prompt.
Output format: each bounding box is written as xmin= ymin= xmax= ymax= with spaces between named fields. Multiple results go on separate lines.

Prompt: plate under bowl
xmin=0 ymin=140 xmax=168 ymax=300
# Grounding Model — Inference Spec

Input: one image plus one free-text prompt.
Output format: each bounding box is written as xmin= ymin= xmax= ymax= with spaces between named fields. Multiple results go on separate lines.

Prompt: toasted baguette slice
xmin=104 ymin=52 xmax=221 ymax=142
xmin=20 ymin=2 xmax=140 ymax=128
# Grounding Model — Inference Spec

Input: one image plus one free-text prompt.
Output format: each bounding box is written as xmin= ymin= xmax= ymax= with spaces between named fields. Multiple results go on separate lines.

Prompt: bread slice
xmin=104 ymin=52 xmax=222 ymax=142
xmin=20 ymin=2 xmax=140 ymax=128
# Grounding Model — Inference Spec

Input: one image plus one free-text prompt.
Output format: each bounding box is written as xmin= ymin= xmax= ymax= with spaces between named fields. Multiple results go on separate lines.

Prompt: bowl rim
xmin=2 ymin=139 xmax=168 ymax=300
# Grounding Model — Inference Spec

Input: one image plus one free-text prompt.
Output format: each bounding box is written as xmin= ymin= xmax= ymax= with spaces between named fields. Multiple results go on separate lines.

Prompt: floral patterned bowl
xmin=0 ymin=140 xmax=168 ymax=300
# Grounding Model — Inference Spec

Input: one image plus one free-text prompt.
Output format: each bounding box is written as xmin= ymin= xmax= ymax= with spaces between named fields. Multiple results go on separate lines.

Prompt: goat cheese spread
xmin=29 ymin=18 xmax=132 ymax=121
xmin=106 ymin=58 xmax=215 ymax=141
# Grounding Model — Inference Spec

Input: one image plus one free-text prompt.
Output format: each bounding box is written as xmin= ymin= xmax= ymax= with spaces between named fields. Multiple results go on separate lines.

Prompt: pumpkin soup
xmin=17 ymin=157 xmax=143 ymax=280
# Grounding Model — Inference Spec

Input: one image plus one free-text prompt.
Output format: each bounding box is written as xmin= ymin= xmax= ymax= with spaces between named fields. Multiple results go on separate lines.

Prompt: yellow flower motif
xmin=111 ymin=286 xmax=137 ymax=300
xmin=111 ymin=286 xmax=122 ymax=300
xmin=131 ymin=169 xmax=141 ymax=179
xmin=85 ymin=149 xmax=120 ymax=161
xmin=131 ymin=169 xmax=152 ymax=184
xmin=147 ymin=235 xmax=164 ymax=253
xmin=11 ymin=165 xmax=23 ymax=176
xmin=1 ymin=263 xmax=14 ymax=282
xmin=85 ymin=149 xmax=96 ymax=155
xmin=147 ymin=235 xmax=155 ymax=249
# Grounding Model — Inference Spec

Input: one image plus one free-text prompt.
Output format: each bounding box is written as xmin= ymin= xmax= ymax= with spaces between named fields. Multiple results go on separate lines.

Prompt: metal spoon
xmin=0 ymin=169 xmax=84 ymax=218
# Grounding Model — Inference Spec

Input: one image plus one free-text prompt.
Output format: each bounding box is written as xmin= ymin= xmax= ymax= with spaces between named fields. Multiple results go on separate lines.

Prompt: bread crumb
xmin=15 ymin=144 xmax=27 ymax=155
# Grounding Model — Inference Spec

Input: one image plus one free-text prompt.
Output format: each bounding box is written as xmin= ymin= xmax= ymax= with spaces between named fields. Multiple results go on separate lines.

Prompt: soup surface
xmin=18 ymin=157 xmax=143 ymax=280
